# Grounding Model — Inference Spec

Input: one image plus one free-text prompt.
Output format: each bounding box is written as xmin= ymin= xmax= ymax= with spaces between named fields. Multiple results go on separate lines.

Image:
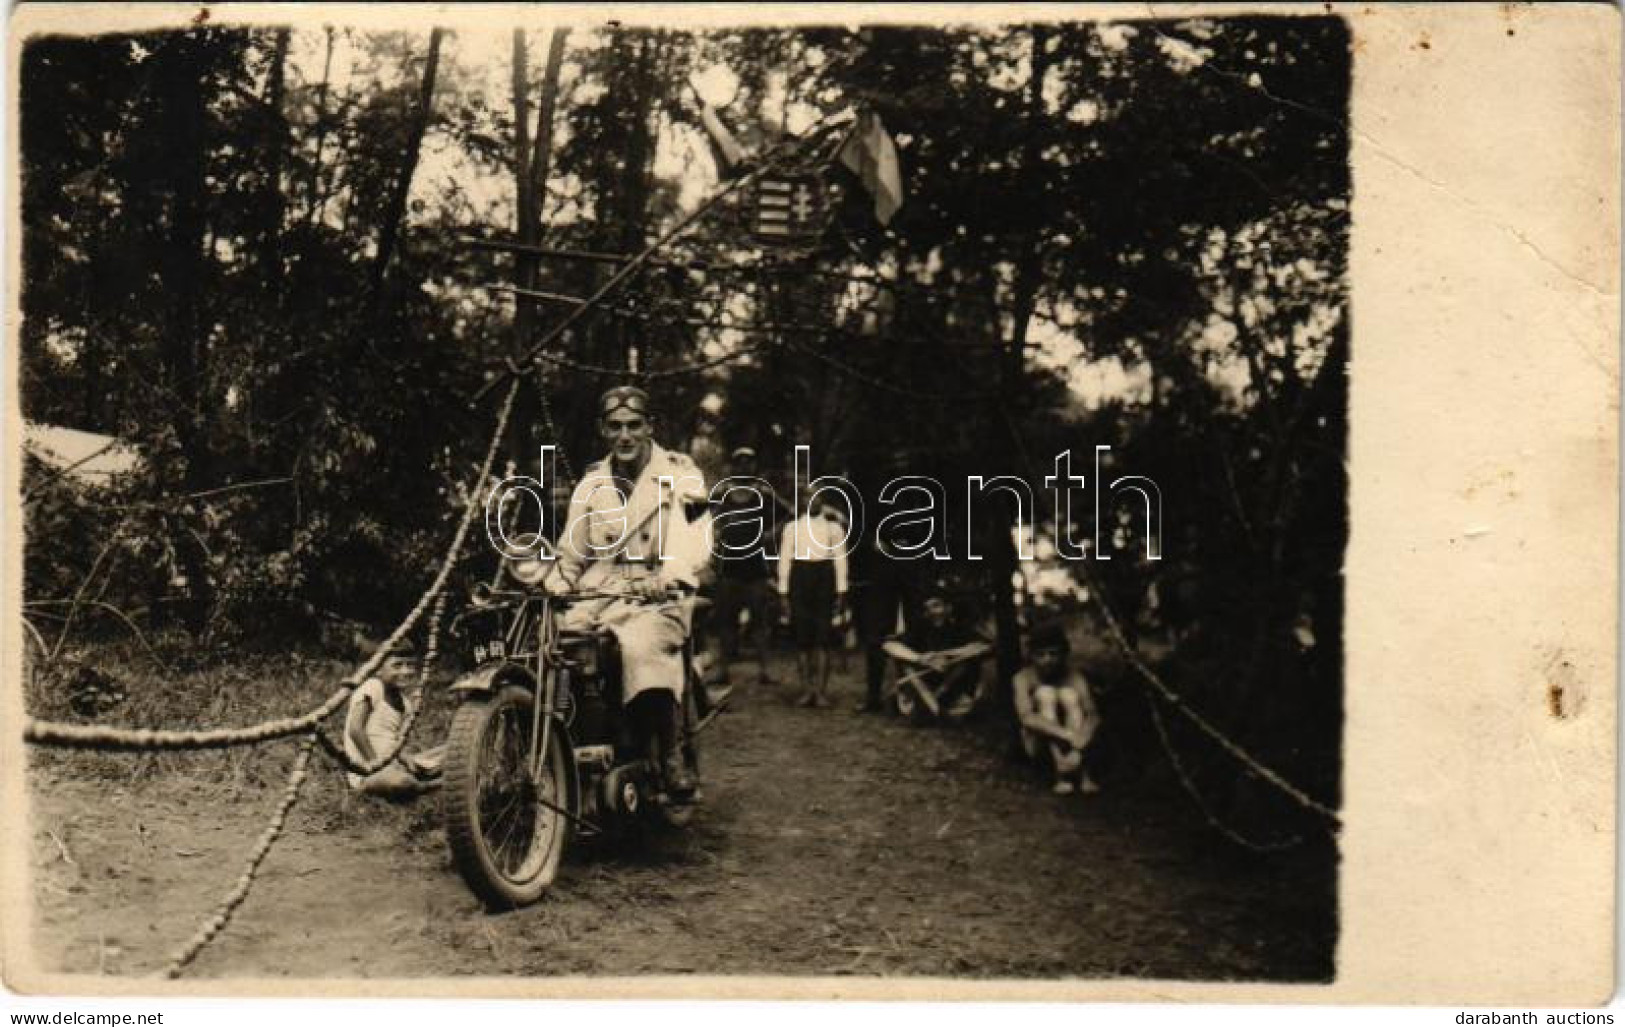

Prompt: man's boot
xmin=656 ymin=692 xmax=696 ymax=799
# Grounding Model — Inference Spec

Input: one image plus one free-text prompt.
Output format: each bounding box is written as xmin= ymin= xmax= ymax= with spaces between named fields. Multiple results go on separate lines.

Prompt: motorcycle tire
xmin=443 ymin=686 xmax=571 ymax=909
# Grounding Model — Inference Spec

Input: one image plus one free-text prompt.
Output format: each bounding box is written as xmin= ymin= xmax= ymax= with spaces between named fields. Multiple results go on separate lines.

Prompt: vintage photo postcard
xmin=2 ymin=1 xmax=1617 ymax=1006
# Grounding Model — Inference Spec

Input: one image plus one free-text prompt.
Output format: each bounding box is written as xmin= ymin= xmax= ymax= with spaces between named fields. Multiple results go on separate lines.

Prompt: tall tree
xmin=367 ymin=27 xmax=443 ymax=308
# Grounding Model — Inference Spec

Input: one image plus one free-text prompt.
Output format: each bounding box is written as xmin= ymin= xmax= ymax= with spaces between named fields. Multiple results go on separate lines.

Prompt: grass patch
xmin=24 ymin=635 xmax=459 ymax=816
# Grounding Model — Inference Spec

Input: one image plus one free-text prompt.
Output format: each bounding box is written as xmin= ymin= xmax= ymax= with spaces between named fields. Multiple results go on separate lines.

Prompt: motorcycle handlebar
xmin=463 ymin=584 xmax=691 ymax=608
xmin=555 ymin=586 xmax=693 ymax=604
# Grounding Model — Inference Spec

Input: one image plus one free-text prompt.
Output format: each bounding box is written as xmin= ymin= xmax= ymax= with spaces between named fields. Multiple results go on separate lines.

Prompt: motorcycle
xmin=440 ymin=550 xmax=712 ymax=909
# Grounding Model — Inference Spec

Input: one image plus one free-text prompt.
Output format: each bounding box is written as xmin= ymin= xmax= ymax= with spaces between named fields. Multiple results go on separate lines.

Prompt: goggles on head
xmin=598 ymin=385 xmax=650 ymax=419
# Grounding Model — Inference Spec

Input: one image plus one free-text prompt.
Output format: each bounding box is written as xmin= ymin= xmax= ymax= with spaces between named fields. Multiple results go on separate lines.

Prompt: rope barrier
xmin=488 ymin=282 xmax=829 ymax=337
xmin=1073 ymin=559 xmax=1342 ymax=828
xmin=521 ymin=336 xmax=773 ymax=380
xmin=24 ymin=691 xmax=352 ymax=752
xmin=1146 ymin=700 xmax=1305 ymax=853
xmin=988 ymin=403 xmax=1340 ymax=835
xmin=152 ymin=380 xmax=516 ymax=977
xmin=533 ymin=363 xmax=576 ymax=485
xmin=163 ymin=733 xmax=318 ymax=978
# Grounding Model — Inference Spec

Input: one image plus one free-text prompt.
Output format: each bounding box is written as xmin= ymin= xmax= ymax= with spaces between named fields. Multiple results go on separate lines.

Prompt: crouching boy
xmin=1013 ymin=619 xmax=1101 ymax=796
xmin=343 ymin=639 xmax=444 ymax=798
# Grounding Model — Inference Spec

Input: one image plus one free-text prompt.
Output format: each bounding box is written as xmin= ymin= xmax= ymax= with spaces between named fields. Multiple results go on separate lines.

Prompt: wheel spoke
xmin=467 ymin=696 xmax=567 ymax=882
xmin=478 ymin=704 xmax=532 ymax=875
xmin=488 ymin=786 xmax=527 ymax=870
xmin=448 ymin=687 xmax=573 ymax=906
xmin=531 ymin=749 xmax=559 ymax=844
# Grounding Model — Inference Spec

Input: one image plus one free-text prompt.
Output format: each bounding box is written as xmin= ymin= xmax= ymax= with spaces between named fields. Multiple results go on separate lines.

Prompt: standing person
xmin=852 ymin=518 xmax=910 ymax=713
xmin=555 ymin=385 xmax=713 ymax=797
xmin=777 ymin=494 xmax=849 ymax=708
xmin=823 ymin=500 xmax=855 ymax=674
xmin=727 ymin=444 xmax=795 ymax=521
xmin=1012 ymin=618 xmax=1102 ymax=796
xmin=711 ymin=446 xmax=781 ymax=688
xmin=686 ymin=406 xmax=728 ymax=490
xmin=852 ymin=450 xmax=916 ymax=713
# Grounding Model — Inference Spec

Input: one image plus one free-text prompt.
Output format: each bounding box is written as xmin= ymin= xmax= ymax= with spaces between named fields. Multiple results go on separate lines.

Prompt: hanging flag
xmin=837 ymin=111 xmax=904 ymax=226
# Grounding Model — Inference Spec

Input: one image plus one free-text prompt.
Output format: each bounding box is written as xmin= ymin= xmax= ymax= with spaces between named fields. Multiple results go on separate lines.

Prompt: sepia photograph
xmin=2 ymin=1 xmax=1608 ymax=1005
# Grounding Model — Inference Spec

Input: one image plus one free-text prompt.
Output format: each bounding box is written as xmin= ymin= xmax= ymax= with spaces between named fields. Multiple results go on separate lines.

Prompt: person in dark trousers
xmin=852 ymin=523 xmax=911 ymax=713
xmin=711 ymin=447 xmax=781 ymax=687
xmin=777 ymin=494 xmax=849 ymax=708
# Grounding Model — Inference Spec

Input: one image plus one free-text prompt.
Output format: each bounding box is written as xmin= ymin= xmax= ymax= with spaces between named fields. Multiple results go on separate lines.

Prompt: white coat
xmin=556 ymin=443 xmax=713 ymax=702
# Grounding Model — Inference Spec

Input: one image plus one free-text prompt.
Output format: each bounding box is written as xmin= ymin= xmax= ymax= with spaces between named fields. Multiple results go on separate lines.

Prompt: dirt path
xmin=26 ymin=656 xmax=1335 ymax=982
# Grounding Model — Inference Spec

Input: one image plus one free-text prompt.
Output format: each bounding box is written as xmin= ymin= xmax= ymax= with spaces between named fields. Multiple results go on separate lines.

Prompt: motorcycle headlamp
xmin=501 ymin=534 xmax=556 ymax=587
xmin=508 ymin=556 xmax=553 ymax=586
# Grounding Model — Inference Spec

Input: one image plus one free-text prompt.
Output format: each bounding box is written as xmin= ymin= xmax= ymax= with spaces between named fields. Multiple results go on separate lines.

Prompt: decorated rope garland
xmin=163 ymin=733 xmax=319 ymax=978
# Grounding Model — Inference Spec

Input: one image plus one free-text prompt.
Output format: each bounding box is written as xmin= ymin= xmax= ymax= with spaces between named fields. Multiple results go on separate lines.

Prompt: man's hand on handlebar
xmin=540 ymin=579 xmax=690 ymax=603
xmin=627 ymin=577 xmax=669 ymax=601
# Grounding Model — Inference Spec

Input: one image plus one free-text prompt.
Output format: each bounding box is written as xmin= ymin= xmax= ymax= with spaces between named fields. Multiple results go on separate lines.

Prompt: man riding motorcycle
xmin=553 ymin=385 xmax=713 ymax=798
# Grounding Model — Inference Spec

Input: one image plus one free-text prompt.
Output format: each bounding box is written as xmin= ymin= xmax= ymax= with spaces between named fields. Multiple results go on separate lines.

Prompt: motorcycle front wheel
xmin=443 ymin=685 xmax=571 ymax=908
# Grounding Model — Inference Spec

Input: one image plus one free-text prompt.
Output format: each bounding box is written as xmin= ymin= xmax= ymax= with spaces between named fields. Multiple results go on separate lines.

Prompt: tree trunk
xmin=614 ymin=33 xmax=661 ymax=371
xmin=564 ymin=29 xmax=662 ymax=451
xmin=530 ymin=29 xmax=570 ymax=209
xmin=985 ymin=503 xmax=1024 ymax=737
xmin=259 ymin=27 xmax=290 ymax=280
xmin=508 ymin=27 xmax=570 ymax=343
xmin=305 ymin=26 xmax=336 ymax=227
xmin=985 ymin=24 xmax=1055 ymax=737
xmin=509 ymin=28 xmax=570 ymax=467
xmin=368 ymin=28 xmax=444 ymax=309
xmin=155 ymin=31 xmax=216 ymax=633
xmin=511 ymin=29 xmax=536 ymax=356
xmin=1002 ymin=24 xmax=1051 ymax=383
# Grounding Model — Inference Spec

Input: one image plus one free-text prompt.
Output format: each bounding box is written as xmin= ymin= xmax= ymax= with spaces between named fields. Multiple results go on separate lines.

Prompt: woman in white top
xmin=777 ymin=496 xmax=849 ymax=708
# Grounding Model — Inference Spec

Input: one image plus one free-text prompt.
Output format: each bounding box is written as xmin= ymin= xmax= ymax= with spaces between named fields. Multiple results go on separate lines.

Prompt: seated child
xmin=1013 ymin=618 xmax=1101 ymax=796
xmin=881 ymin=586 xmax=991 ymax=717
xmin=343 ymin=639 xmax=445 ymax=798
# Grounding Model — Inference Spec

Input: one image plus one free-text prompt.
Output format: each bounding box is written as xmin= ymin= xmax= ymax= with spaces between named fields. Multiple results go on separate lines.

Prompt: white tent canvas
xmin=22 ymin=422 xmax=142 ymax=485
